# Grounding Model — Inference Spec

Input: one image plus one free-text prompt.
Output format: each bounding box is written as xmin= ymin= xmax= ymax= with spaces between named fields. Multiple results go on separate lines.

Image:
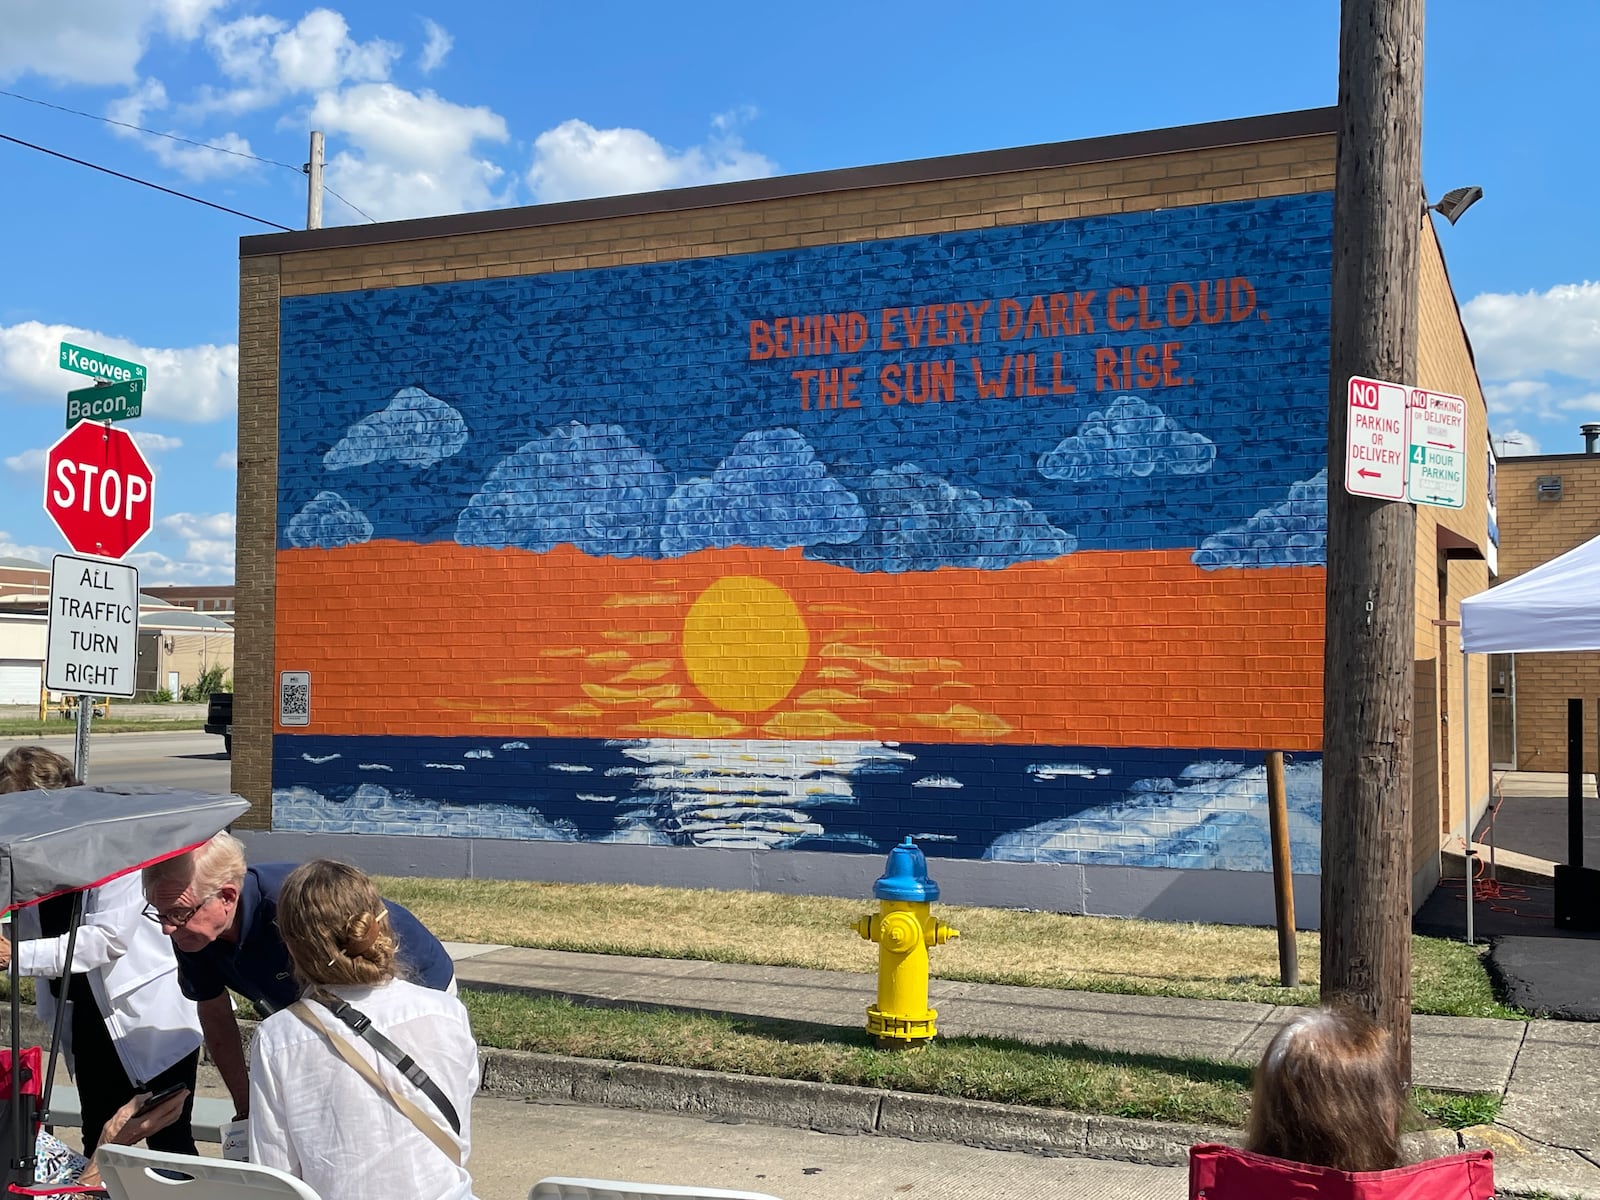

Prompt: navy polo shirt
xmin=173 ymin=863 xmax=454 ymax=1013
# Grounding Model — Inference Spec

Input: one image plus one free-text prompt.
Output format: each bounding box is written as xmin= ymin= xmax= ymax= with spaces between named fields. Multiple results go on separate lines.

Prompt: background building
xmin=234 ymin=108 xmax=1492 ymax=923
xmin=1487 ymin=438 xmax=1600 ymax=775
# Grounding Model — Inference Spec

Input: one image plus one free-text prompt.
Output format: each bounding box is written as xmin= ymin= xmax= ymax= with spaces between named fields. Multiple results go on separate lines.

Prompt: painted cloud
xmin=986 ymin=759 xmax=1322 ymax=872
xmin=1038 ymin=395 xmax=1216 ymax=482
xmin=324 ymin=387 xmax=469 ymax=471
xmin=455 ymin=421 xmax=671 ymax=557
xmin=661 ymin=429 xmax=866 ymax=555
xmin=285 ymin=491 xmax=373 ymax=548
xmin=810 ymin=463 xmax=1078 ymax=573
xmin=1192 ymin=469 xmax=1327 ymax=569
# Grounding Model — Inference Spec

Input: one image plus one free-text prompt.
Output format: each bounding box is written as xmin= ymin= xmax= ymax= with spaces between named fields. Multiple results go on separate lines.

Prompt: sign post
xmin=49 ymin=343 xmax=152 ymax=782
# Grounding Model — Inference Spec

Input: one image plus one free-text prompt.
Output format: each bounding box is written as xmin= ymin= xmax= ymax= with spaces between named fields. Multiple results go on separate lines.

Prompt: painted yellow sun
xmin=681 ymin=576 xmax=810 ymax=713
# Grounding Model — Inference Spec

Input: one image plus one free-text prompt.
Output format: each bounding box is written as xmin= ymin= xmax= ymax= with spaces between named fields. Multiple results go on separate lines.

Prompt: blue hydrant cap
xmin=873 ymin=836 xmax=940 ymax=901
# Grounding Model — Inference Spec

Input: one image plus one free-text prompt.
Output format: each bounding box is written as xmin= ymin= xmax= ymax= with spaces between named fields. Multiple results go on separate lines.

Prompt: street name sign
xmin=1345 ymin=376 xmax=1409 ymax=500
xmin=66 ymin=378 xmax=145 ymax=428
xmin=1406 ymin=388 xmax=1467 ymax=509
xmin=46 ymin=554 xmax=139 ymax=697
xmin=59 ymin=342 xmax=146 ymax=384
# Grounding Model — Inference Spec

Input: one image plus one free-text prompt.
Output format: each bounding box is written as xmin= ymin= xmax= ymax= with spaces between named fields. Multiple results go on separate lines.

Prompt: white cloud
xmin=271 ymin=8 xmax=398 ymax=92
xmin=3 ymin=448 xmax=46 ymax=475
xmin=0 ymin=532 xmax=59 ymax=567
xmin=215 ymin=450 xmax=238 ymax=470
xmin=131 ymin=511 xmax=236 ymax=583
xmin=418 ymin=18 xmax=452 ymax=73
xmin=131 ymin=432 xmax=184 ymax=454
xmin=158 ymin=511 xmax=234 ymax=541
xmin=107 ymin=79 xmax=258 ymax=182
xmin=1463 ymin=281 xmax=1600 ymax=382
xmin=526 ymin=116 xmax=777 ymax=204
xmin=0 ymin=321 xmax=237 ymax=423
xmin=0 ymin=0 xmax=210 ymax=86
xmin=1492 ymin=429 xmax=1543 ymax=456
xmin=310 ymin=83 xmax=510 ymax=220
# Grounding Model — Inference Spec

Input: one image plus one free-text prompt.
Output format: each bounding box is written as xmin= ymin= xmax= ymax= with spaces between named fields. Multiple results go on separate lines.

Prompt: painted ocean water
xmin=272 ymin=736 xmax=1322 ymax=873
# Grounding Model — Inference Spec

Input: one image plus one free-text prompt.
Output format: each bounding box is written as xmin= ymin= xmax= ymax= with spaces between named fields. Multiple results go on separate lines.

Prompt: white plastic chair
xmin=531 ymin=1178 xmax=783 ymax=1200
xmin=95 ymin=1144 xmax=324 ymax=1199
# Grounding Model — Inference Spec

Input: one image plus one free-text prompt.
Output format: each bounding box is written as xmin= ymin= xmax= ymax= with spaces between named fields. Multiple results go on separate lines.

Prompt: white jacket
xmin=16 ymin=873 xmax=201 ymax=1085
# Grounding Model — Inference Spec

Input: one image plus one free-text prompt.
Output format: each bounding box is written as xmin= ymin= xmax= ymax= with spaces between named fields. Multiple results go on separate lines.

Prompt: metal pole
xmin=1462 ymin=647 xmax=1473 ymax=945
xmin=305 ymin=130 xmax=325 ymax=231
xmin=1570 ymin=698 xmax=1584 ymax=869
xmin=1267 ymin=751 xmax=1299 ymax=986
xmin=39 ymin=891 xmax=84 ymax=1131
xmin=72 ymin=694 xmax=91 ymax=784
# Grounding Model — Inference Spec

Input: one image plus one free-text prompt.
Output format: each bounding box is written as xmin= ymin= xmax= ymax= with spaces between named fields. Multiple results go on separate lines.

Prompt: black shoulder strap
xmin=314 ymin=997 xmax=461 ymax=1134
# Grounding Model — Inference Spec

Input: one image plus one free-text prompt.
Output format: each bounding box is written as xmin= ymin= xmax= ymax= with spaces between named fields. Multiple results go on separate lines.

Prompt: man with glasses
xmin=142 ymin=832 xmax=454 ymax=1123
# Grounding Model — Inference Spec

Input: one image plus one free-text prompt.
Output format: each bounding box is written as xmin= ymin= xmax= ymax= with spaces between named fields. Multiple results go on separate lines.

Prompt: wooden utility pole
xmin=1322 ymin=0 xmax=1424 ymax=1079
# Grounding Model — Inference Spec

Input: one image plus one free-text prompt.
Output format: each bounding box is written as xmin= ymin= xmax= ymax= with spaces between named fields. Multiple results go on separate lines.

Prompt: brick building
xmin=233 ymin=108 xmax=1492 ymax=923
xmin=1486 ymin=444 xmax=1600 ymax=774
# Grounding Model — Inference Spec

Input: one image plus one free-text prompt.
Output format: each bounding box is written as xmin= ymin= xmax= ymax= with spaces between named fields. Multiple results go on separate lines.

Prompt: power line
xmin=0 ymin=132 xmax=293 ymax=231
xmin=0 ymin=87 xmax=378 ymax=225
xmin=0 ymin=87 xmax=301 ymax=172
xmin=325 ymin=186 xmax=376 ymax=223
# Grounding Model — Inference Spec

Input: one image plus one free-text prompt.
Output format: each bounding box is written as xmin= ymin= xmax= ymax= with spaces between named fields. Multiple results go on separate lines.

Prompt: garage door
xmin=0 ymin=660 xmax=42 ymax=705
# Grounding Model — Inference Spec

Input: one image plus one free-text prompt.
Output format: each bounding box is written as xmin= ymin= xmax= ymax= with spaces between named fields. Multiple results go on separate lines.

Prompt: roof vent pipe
xmin=1584 ymin=423 xmax=1600 ymax=454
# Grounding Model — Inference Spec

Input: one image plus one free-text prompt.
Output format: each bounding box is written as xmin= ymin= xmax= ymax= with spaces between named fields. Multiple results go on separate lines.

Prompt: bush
xmin=152 ymin=687 xmax=173 ymax=703
xmin=179 ymin=664 xmax=229 ymax=702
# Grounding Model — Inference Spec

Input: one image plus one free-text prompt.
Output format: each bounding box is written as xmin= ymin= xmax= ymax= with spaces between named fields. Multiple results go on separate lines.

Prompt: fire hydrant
xmin=853 ymin=836 xmax=958 ymax=1048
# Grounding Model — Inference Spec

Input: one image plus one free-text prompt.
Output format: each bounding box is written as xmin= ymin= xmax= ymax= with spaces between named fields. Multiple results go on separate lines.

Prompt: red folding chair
xmin=1190 ymin=1143 xmax=1495 ymax=1200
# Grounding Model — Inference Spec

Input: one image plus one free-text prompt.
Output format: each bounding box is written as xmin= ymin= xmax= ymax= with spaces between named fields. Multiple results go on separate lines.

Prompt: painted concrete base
xmin=236 ymin=830 xmax=1324 ymax=928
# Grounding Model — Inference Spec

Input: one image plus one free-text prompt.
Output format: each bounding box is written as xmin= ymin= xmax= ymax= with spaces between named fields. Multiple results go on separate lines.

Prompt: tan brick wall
xmin=233 ymin=256 xmax=280 ymax=825
xmin=273 ymin=136 xmax=1336 ymax=298
xmin=1411 ymin=220 xmax=1493 ymax=872
xmin=1493 ymin=455 xmax=1600 ymax=774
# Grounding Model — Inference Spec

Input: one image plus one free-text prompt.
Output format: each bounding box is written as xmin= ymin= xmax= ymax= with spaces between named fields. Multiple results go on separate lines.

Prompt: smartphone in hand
xmin=132 ymin=1083 xmax=187 ymax=1118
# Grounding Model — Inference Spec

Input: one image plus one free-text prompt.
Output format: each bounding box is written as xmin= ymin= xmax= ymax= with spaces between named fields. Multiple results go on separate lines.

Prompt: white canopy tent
xmin=1461 ymin=531 xmax=1600 ymax=654
xmin=1457 ymin=530 xmax=1600 ymax=939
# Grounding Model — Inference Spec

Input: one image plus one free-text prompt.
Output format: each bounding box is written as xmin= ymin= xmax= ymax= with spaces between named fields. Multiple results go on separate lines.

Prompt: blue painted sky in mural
xmin=278 ymin=194 xmax=1333 ymax=565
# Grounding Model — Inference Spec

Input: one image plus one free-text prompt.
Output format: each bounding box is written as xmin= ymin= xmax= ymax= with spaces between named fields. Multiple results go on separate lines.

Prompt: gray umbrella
xmin=0 ymin=783 xmax=249 ymax=1186
xmin=0 ymin=784 xmax=249 ymax=912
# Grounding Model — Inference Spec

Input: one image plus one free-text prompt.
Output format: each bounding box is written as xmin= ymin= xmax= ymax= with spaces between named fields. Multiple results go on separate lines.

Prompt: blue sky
xmin=1 ymin=0 xmax=1594 ymax=582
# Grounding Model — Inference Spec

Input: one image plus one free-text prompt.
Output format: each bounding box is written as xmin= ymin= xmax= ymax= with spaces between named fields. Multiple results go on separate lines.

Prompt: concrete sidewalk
xmin=445 ymin=943 xmax=1600 ymax=1198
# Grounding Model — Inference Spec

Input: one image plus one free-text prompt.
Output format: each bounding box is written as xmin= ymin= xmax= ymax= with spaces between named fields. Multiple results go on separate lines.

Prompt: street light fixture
xmin=1428 ymin=185 xmax=1484 ymax=225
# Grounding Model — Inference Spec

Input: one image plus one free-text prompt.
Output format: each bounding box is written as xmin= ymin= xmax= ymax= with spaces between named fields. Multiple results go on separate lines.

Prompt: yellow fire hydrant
xmin=853 ymin=836 xmax=958 ymax=1048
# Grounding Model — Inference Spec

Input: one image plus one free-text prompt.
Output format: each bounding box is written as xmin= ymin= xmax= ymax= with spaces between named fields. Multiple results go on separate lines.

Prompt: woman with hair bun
xmin=247 ymin=860 xmax=479 ymax=1200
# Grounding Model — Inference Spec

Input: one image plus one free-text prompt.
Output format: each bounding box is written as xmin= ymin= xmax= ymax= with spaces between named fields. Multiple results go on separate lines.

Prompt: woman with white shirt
xmin=248 ymin=859 xmax=479 ymax=1200
xmin=0 ymin=746 xmax=202 ymax=1156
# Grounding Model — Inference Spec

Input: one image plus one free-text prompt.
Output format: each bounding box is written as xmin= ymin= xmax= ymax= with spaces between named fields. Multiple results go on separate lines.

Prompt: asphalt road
xmin=468 ymin=1096 xmax=1187 ymax=1200
xmin=0 ymin=729 xmax=231 ymax=792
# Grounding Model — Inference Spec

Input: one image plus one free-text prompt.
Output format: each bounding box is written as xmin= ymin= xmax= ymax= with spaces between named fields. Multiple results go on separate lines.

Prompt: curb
xmin=475 ymin=1048 xmax=1600 ymax=1196
xmin=478 ymin=1045 xmax=1232 ymax=1168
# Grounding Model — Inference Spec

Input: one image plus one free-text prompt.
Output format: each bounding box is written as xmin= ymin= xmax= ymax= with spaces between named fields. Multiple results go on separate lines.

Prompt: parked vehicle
xmin=205 ymin=692 xmax=233 ymax=756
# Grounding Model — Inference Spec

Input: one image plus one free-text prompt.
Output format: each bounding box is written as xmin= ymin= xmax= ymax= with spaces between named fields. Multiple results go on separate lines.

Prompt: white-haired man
xmin=142 ymin=832 xmax=453 ymax=1120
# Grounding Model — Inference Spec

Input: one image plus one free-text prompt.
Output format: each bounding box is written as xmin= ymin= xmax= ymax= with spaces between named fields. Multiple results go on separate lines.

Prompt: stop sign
xmin=42 ymin=421 xmax=155 ymax=559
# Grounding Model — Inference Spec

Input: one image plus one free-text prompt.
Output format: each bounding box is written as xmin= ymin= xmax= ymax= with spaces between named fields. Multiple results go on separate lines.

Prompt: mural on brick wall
xmin=272 ymin=192 xmax=1333 ymax=873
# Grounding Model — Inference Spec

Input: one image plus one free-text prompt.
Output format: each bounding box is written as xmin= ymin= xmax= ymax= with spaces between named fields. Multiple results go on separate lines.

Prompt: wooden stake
xmin=1267 ymin=751 xmax=1299 ymax=987
xmin=1322 ymin=0 xmax=1424 ymax=1080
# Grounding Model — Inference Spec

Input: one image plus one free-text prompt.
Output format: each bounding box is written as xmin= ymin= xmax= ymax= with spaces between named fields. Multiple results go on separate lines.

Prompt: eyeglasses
xmin=142 ymin=893 xmax=220 ymax=929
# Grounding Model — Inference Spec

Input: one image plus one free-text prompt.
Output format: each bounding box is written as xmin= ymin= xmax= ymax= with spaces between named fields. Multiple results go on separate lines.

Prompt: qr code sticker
xmin=279 ymin=672 xmax=310 ymax=726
